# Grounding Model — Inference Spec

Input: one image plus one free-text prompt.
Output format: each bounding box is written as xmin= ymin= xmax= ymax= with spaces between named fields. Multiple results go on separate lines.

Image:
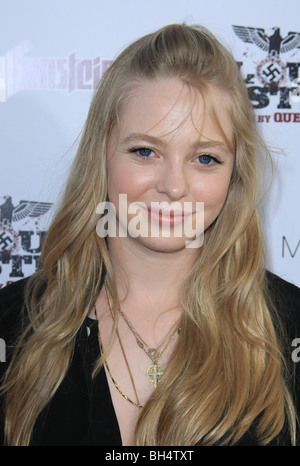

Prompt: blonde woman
xmin=0 ymin=24 xmax=299 ymax=446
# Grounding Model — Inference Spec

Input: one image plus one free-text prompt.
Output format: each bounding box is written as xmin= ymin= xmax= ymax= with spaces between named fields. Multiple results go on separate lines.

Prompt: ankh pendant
xmin=146 ymin=363 xmax=164 ymax=388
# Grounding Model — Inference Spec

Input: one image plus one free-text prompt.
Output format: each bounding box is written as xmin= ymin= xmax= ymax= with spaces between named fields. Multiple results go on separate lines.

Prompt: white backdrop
xmin=0 ymin=0 xmax=299 ymax=287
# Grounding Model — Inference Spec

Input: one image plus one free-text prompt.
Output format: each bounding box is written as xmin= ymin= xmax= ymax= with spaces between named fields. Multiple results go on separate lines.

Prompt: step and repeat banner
xmin=0 ymin=0 xmax=299 ymax=287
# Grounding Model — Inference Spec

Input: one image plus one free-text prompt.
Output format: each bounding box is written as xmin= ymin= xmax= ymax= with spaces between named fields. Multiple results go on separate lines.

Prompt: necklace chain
xmin=98 ymin=323 xmax=143 ymax=409
xmin=96 ymin=279 xmax=180 ymax=409
xmin=115 ymin=283 xmax=181 ymax=388
xmin=119 ymin=307 xmax=180 ymax=365
xmin=96 ymin=281 xmax=142 ymax=409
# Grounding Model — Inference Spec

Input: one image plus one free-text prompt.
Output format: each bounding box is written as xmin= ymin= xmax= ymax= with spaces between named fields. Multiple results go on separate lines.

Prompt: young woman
xmin=0 ymin=23 xmax=299 ymax=446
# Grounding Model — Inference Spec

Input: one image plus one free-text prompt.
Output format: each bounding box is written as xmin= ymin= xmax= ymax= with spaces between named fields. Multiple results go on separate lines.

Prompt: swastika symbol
xmin=0 ymin=231 xmax=13 ymax=250
xmin=262 ymin=63 xmax=281 ymax=82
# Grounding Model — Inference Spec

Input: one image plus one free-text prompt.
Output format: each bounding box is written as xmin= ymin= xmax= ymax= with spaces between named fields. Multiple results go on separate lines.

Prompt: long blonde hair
xmin=2 ymin=23 xmax=296 ymax=445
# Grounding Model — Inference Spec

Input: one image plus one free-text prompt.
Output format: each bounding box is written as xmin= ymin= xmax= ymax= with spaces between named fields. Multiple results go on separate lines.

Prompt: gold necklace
xmin=97 ymin=322 xmax=143 ymax=409
xmin=95 ymin=281 xmax=143 ymax=410
xmin=118 ymin=298 xmax=180 ymax=388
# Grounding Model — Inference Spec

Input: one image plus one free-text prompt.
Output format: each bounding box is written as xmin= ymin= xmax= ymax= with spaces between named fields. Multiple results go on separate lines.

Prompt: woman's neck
xmin=106 ymin=235 xmax=198 ymax=318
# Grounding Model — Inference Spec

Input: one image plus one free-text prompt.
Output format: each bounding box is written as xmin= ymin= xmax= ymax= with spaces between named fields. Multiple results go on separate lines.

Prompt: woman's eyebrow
xmin=120 ymin=133 xmax=167 ymax=147
xmin=120 ymin=132 xmax=232 ymax=153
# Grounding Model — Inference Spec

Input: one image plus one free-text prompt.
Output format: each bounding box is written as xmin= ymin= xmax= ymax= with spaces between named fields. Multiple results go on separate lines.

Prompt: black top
xmin=0 ymin=272 xmax=300 ymax=446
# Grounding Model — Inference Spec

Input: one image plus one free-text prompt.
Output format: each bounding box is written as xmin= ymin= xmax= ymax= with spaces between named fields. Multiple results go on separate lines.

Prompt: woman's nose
xmin=155 ymin=159 xmax=189 ymax=201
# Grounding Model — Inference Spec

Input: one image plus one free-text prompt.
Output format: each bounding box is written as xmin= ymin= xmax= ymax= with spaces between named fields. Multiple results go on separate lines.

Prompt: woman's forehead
xmin=113 ymin=78 xmax=234 ymax=149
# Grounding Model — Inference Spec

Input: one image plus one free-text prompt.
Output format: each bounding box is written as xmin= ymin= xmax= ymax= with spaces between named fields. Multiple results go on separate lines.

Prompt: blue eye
xmin=198 ymin=154 xmax=213 ymax=165
xmin=130 ymin=147 xmax=154 ymax=158
xmin=138 ymin=148 xmax=152 ymax=157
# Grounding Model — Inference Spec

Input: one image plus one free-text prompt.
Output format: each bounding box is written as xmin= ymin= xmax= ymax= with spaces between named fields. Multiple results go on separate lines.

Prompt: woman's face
xmin=105 ymin=77 xmax=235 ymax=253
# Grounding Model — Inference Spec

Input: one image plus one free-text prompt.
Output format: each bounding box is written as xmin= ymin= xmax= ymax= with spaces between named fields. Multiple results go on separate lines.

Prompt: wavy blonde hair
xmin=2 ymin=23 xmax=296 ymax=446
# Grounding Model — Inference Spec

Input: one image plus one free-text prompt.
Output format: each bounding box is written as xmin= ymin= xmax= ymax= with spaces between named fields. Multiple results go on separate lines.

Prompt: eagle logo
xmin=233 ymin=26 xmax=300 ymax=89
xmin=0 ymin=195 xmax=52 ymax=254
xmin=232 ymin=26 xmax=300 ymax=57
xmin=0 ymin=195 xmax=52 ymax=225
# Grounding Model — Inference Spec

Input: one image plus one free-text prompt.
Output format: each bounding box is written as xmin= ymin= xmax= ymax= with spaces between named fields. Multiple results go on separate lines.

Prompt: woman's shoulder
xmin=265 ymin=269 xmax=300 ymax=296
xmin=265 ymin=271 xmax=300 ymax=372
xmin=0 ymin=278 xmax=31 ymax=383
xmin=0 ymin=277 xmax=29 ymax=315
xmin=265 ymin=270 xmax=300 ymax=325
xmin=0 ymin=278 xmax=32 ymax=349
xmin=0 ymin=278 xmax=29 ymax=305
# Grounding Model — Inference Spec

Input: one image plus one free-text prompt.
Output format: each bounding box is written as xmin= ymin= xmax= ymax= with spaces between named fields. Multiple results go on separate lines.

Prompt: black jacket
xmin=0 ymin=273 xmax=300 ymax=446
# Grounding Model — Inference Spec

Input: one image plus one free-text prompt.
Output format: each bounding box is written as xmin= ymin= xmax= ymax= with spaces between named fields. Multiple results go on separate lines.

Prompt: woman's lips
xmin=147 ymin=206 xmax=191 ymax=226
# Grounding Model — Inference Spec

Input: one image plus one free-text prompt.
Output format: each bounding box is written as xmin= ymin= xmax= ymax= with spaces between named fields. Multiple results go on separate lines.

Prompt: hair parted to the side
xmin=2 ymin=23 xmax=297 ymax=446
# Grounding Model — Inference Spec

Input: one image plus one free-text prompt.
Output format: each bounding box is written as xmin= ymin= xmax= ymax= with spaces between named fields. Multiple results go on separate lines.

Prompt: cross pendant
xmin=146 ymin=364 xmax=164 ymax=388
